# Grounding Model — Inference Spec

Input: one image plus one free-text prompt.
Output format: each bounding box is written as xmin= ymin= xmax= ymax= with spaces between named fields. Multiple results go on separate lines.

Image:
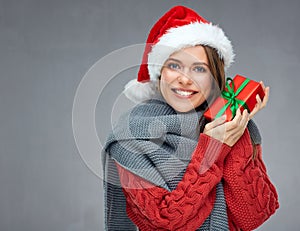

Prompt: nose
xmin=177 ymin=73 xmax=193 ymax=85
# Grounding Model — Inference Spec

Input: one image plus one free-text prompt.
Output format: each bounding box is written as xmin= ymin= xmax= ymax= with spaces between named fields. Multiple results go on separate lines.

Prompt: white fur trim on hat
xmin=123 ymin=79 xmax=157 ymax=103
xmin=148 ymin=21 xmax=235 ymax=81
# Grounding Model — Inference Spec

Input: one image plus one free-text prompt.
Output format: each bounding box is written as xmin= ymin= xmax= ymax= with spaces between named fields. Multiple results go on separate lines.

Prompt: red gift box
xmin=204 ymin=75 xmax=265 ymax=122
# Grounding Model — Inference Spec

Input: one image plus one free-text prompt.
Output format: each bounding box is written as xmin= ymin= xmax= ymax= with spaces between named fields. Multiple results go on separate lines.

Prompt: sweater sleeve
xmin=115 ymin=134 xmax=231 ymax=231
xmin=223 ymin=129 xmax=279 ymax=231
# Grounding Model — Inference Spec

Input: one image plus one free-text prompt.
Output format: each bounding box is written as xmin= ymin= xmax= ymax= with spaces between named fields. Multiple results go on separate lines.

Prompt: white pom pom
xmin=123 ymin=79 xmax=157 ymax=103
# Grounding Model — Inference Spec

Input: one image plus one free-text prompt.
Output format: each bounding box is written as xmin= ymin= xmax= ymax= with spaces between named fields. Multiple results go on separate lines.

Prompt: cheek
xmin=159 ymin=69 xmax=174 ymax=94
xmin=194 ymin=77 xmax=213 ymax=95
xmin=160 ymin=68 xmax=176 ymax=84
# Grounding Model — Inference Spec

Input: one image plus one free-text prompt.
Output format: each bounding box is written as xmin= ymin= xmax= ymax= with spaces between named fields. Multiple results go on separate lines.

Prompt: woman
xmin=102 ymin=5 xmax=279 ymax=231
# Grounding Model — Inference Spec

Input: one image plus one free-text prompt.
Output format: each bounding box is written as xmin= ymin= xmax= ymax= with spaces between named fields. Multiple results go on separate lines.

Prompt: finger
xmin=205 ymin=114 xmax=226 ymax=130
xmin=227 ymin=108 xmax=242 ymax=130
xmin=261 ymin=86 xmax=270 ymax=108
xmin=260 ymin=81 xmax=266 ymax=90
xmin=228 ymin=110 xmax=249 ymax=141
xmin=259 ymin=81 xmax=269 ymax=104
xmin=256 ymin=94 xmax=262 ymax=108
xmin=256 ymin=94 xmax=262 ymax=103
xmin=232 ymin=108 xmax=242 ymax=125
xmin=233 ymin=109 xmax=248 ymax=131
xmin=240 ymin=109 xmax=250 ymax=127
xmin=249 ymin=92 xmax=266 ymax=120
xmin=235 ymin=107 xmax=242 ymax=120
xmin=249 ymin=95 xmax=262 ymax=119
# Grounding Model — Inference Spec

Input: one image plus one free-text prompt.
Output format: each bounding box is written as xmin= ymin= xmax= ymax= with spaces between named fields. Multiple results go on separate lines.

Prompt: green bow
xmin=215 ymin=77 xmax=250 ymax=119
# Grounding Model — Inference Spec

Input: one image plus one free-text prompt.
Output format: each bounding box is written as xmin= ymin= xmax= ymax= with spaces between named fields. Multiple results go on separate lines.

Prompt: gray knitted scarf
xmin=102 ymin=98 xmax=229 ymax=230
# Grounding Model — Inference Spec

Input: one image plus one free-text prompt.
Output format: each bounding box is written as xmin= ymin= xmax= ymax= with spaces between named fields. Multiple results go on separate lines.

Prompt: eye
xmin=167 ymin=62 xmax=181 ymax=70
xmin=193 ymin=66 xmax=207 ymax=73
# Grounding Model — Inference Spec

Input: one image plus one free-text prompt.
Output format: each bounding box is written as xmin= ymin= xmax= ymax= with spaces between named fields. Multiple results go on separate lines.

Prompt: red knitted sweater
xmin=115 ymin=129 xmax=279 ymax=231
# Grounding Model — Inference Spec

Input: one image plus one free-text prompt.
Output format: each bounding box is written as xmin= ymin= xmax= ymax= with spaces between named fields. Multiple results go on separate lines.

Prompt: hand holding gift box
xmin=204 ymin=75 xmax=265 ymax=122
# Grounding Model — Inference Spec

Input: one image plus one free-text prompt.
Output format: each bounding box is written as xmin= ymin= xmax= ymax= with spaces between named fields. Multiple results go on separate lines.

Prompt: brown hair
xmin=203 ymin=45 xmax=258 ymax=159
xmin=202 ymin=45 xmax=226 ymax=105
xmin=203 ymin=46 xmax=225 ymax=89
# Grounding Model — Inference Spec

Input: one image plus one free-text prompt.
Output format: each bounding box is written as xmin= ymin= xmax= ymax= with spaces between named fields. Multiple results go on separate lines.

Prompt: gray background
xmin=1 ymin=0 xmax=299 ymax=230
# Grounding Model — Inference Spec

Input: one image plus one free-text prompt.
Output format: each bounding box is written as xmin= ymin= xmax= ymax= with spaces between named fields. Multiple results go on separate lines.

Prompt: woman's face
xmin=160 ymin=46 xmax=213 ymax=112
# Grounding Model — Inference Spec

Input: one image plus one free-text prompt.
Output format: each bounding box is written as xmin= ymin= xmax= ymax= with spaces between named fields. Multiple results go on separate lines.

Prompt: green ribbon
xmin=215 ymin=77 xmax=250 ymax=119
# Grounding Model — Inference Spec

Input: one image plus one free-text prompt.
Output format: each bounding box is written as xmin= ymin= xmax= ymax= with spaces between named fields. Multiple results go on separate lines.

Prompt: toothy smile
xmin=172 ymin=89 xmax=198 ymax=96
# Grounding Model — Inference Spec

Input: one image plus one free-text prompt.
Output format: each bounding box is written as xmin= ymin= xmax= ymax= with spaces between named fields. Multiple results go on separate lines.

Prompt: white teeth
xmin=174 ymin=89 xmax=194 ymax=96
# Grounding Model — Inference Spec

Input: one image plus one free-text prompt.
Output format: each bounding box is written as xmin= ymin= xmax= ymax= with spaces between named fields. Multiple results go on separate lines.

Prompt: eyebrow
xmin=165 ymin=58 xmax=209 ymax=67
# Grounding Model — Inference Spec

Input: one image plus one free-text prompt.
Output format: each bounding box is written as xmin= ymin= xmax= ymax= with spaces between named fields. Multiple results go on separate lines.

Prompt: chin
xmin=172 ymin=104 xmax=196 ymax=113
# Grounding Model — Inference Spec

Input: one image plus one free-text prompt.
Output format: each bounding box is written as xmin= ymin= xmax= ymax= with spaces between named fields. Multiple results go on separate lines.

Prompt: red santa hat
xmin=124 ymin=5 xmax=234 ymax=103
